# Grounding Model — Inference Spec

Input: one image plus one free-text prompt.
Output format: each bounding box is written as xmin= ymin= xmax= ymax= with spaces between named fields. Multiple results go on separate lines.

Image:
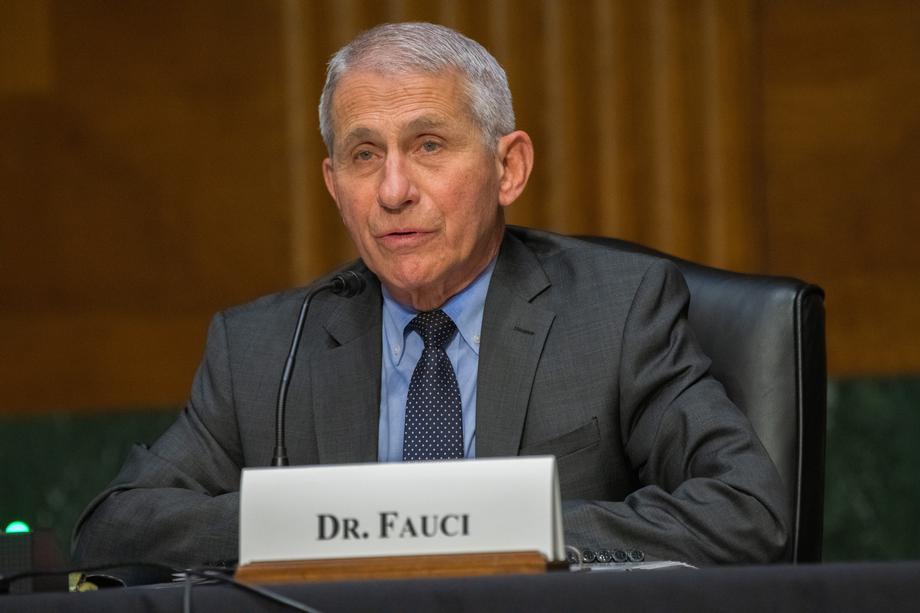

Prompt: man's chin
xmin=378 ymin=272 xmax=450 ymax=310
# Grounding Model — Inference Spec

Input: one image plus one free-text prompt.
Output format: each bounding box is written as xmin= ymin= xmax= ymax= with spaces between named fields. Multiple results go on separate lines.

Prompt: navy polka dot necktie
xmin=402 ymin=309 xmax=464 ymax=461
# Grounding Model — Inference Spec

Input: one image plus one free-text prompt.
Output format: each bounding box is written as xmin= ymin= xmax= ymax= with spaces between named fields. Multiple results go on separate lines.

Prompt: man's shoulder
xmin=222 ymin=286 xmax=307 ymax=322
xmin=218 ymin=259 xmax=370 ymax=328
xmin=505 ymin=225 xmax=672 ymax=281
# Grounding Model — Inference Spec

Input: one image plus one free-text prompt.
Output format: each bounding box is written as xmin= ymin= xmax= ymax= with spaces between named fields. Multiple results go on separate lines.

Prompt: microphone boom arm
xmin=271 ymin=271 xmax=365 ymax=466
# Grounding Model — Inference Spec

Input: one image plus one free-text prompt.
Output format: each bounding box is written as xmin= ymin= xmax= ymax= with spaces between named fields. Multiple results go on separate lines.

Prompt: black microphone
xmin=271 ymin=270 xmax=366 ymax=466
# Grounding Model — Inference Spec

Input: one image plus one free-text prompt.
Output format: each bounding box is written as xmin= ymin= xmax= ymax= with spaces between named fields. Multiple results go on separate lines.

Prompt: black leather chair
xmin=580 ymin=236 xmax=826 ymax=563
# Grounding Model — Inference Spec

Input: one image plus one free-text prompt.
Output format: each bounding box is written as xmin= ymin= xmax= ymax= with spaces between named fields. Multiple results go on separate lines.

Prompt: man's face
xmin=322 ymin=69 xmax=509 ymax=310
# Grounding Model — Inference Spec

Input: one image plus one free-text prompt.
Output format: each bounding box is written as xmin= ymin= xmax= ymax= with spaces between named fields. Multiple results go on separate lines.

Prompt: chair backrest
xmin=579 ymin=236 xmax=826 ymax=563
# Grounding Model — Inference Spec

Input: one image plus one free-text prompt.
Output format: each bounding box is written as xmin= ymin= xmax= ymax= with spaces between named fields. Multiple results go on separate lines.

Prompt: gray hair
xmin=318 ymin=22 xmax=515 ymax=154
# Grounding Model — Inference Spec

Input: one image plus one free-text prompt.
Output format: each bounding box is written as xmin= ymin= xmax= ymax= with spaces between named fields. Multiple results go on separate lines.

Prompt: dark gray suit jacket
xmin=73 ymin=227 xmax=788 ymax=568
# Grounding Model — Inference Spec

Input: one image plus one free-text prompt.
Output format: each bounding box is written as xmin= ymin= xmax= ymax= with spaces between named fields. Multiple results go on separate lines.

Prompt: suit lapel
xmin=311 ymin=275 xmax=382 ymax=464
xmin=306 ymin=232 xmax=555 ymax=463
xmin=476 ymin=232 xmax=555 ymax=458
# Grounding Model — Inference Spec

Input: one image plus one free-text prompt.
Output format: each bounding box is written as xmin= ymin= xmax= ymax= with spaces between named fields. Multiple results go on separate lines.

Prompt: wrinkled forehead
xmin=337 ymin=62 xmax=474 ymax=104
xmin=329 ymin=67 xmax=478 ymax=136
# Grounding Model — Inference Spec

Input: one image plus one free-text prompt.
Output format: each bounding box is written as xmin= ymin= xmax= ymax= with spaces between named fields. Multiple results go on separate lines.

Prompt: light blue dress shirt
xmin=378 ymin=259 xmax=496 ymax=462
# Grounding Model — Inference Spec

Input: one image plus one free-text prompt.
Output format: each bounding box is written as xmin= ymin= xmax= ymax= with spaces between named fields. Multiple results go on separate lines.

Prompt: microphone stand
xmin=271 ymin=271 xmax=365 ymax=466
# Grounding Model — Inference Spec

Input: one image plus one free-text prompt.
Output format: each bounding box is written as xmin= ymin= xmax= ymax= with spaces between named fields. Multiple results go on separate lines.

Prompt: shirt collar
xmin=382 ymin=258 xmax=497 ymax=365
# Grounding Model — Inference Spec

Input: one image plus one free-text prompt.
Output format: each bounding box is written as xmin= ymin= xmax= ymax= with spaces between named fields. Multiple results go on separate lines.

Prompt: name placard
xmin=238 ymin=456 xmax=564 ymax=565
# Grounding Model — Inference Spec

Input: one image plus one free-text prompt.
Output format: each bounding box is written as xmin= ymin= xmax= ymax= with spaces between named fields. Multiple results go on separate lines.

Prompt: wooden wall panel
xmin=701 ymin=0 xmax=764 ymax=270
xmin=1 ymin=0 xmax=918 ymax=412
xmin=0 ymin=1 xmax=293 ymax=411
xmin=0 ymin=0 xmax=53 ymax=93
xmin=762 ymin=1 xmax=920 ymax=375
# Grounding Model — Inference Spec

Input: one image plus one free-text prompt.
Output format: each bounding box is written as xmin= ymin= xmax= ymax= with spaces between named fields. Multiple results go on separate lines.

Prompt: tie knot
xmin=408 ymin=309 xmax=457 ymax=350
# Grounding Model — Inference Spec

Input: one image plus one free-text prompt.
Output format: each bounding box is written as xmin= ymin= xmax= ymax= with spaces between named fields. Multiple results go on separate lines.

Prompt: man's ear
xmin=495 ymin=130 xmax=534 ymax=208
xmin=322 ymin=157 xmax=340 ymax=210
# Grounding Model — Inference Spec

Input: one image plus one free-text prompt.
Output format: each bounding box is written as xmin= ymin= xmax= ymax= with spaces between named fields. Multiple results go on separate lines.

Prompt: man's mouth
xmin=377 ymin=229 xmax=434 ymax=249
xmin=379 ymin=228 xmax=428 ymax=238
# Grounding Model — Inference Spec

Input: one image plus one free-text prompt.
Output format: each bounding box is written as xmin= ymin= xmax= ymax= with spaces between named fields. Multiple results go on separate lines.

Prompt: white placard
xmin=238 ymin=456 xmax=564 ymax=565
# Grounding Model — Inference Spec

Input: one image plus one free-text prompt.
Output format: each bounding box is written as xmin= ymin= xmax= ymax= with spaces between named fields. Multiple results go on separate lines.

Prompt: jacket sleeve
xmin=72 ymin=313 xmax=244 ymax=569
xmin=561 ymin=259 xmax=789 ymax=565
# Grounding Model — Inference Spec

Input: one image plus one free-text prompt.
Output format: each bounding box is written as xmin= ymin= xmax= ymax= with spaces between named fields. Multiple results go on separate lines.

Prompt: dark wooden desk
xmin=2 ymin=562 xmax=918 ymax=612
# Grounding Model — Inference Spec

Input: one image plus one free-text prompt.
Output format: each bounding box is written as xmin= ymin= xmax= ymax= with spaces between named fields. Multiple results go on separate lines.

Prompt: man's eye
xmin=354 ymin=150 xmax=374 ymax=162
xmin=421 ymin=140 xmax=441 ymax=153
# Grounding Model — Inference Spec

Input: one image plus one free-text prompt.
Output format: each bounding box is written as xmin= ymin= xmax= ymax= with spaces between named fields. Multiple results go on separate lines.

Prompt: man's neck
xmin=384 ymin=233 xmax=504 ymax=311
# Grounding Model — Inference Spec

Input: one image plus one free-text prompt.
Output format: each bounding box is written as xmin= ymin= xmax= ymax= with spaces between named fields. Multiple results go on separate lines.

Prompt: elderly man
xmin=74 ymin=22 xmax=787 ymax=569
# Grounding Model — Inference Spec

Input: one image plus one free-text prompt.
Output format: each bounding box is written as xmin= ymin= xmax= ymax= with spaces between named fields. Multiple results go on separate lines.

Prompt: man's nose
xmin=377 ymin=154 xmax=416 ymax=210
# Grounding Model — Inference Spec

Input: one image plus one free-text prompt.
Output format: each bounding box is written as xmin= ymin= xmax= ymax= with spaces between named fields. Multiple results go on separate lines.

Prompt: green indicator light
xmin=4 ymin=521 xmax=31 ymax=534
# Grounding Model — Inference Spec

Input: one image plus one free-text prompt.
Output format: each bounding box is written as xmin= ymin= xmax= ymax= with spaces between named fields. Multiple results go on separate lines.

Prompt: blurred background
xmin=1 ymin=0 xmax=918 ymax=562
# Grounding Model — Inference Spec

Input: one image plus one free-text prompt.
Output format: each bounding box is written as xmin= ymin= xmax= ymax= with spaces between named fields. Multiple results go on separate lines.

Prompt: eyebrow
xmin=406 ymin=116 xmax=450 ymax=133
xmin=340 ymin=127 xmax=377 ymax=152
